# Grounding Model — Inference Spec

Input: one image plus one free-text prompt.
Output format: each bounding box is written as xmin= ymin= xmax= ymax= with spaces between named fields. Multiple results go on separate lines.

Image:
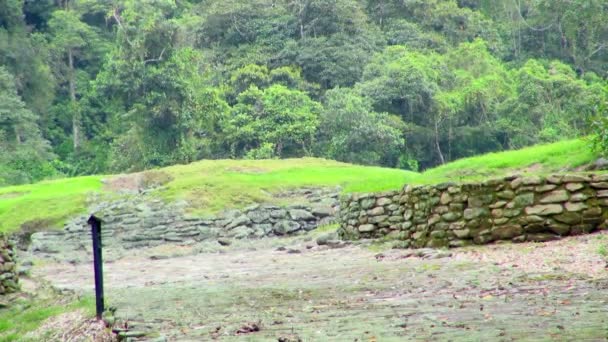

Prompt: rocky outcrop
xmin=339 ymin=174 xmax=608 ymax=248
xmin=28 ymin=188 xmax=339 ymax=260
xmin=0 ymin=234 xmax=19 ymax=294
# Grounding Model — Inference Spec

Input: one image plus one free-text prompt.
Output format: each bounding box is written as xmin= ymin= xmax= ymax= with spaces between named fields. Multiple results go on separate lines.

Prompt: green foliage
xmin=0 ymin=67 xmax=55 ymax=185
xmin=0 ymin=0 xmax=607 ymax=185
xmin=317 ymin=88 xmax=404 ymax=166
xmin=227 ymin=84 xmax=321 ymax=158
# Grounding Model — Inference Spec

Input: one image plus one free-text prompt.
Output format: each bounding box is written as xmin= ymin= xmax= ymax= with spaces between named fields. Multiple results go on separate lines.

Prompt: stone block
xmin=525 ymin=204 xmax=563 ymax=216
xmin=491 ymin=224 xmax=523 ymax=240
xmin=464 ymin=208 xmax=489 ymax=220
xmin=535 ymin=184 xmax=557 ymax=193
xmin=376 ymin=197 xmax=393 ymax=206
xmin=367 ymin=207 xmax=385 ymax=216
xmin=442 ymin=212 xmax=462 ymax=222
xmin=540 ymin=190 xmax=569 ymax=204
xmin=565 ymin=202 xmax=588 ymax=212
xmin=358 ymin=224 xmax=376 ymax=232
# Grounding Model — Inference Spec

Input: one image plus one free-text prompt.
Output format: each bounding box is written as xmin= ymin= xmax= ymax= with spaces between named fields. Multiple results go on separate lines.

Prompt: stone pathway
xmin=30 ymin=231 xmax=608 ymax=341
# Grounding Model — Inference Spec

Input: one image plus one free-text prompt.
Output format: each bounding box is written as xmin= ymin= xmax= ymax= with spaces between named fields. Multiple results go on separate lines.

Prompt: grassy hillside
xmin=0 ymin=138 xmax=600 ymax=234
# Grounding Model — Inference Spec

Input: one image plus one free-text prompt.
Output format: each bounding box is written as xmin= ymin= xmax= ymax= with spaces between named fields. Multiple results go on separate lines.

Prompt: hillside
xmin=2 ymin=1 xmax=607 ymax=188
xmin=0 ymin=138 xmax=599 ymax=234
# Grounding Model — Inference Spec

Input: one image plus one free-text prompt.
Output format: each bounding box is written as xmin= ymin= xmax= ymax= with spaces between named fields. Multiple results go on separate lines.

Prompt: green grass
xmin=418 ymin=138 xmax=596 ymax=184
xmin=0 ymin=297 xmax=94 ymax=341
xmin=0 ymin=138 xmax=601 ymax=233
xmin=0 ymin=176 xmax=103 ymax=233
xmin=159 ymin=158 xmax=418 ymax=214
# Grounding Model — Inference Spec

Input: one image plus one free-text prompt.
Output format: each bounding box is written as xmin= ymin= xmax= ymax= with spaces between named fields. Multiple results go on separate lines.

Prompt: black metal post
xmin=88 ymin=215 xmax=104 ymax=320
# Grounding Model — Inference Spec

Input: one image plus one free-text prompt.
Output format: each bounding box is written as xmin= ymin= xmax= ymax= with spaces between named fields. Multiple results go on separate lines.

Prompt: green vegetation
xmin=0 ymin=138 xmax=599 ymax=233
xmin=419 ymin=138 xmax=597 ymax=184
xmin=1 ymin=0 xmax=607 ymax=186
xmin=0 ymin=176 xmax=102 ymax=233
xmin=0 ymin=296 xmax=94 ymax=341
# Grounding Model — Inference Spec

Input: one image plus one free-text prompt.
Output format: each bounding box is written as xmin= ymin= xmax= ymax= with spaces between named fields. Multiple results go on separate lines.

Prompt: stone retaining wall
xmin=29 ymin=188 xmax=339 ymax=260
xmin=339 ymin=174 xmax=608 ymax=248
xmin=0 ymin=234 xmax=18 ymax=294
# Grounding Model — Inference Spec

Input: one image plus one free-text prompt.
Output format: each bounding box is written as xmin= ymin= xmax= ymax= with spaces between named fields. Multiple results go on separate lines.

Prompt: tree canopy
xmin=1 ymin=0 xmax=607 ymax=185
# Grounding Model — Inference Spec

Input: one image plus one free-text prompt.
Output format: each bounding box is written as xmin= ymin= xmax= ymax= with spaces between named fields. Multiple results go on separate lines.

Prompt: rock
xmin=232 ymin=226 xmax=254 ymax=239
xmin=535 ymin=184 xmax=557 ymax=193
xmin=270 ymin=209 xmax=287 ymax=219
xmin=367 ymin=207 xmax=385 ymax=216
xmin=597 ymin=190 xmax=608 ymax=198
xmin=464 ymin=208 xmax=489 ymax=220
xmin=441 ymin=212 xmax=461 ymax=222
xmin=429 ymin=228 xmax=446 ymax=238
xmin=369 ymin=215 xmax=388 ymax=224
xmin=247 ymin=210 xmax=270 ymax=224
xmin=453 ymin=229 xmax=471 ymax=238
xmin=503 ymin=209 xmax=522 ymax=218
xmin=217 ymin=238 xmax=232 ymax=246
xmin=562 ymin=175 xmax=590 ymax=183
xmin=358 ymin=224 xmax=376 ymax=232
xmin=310 ymin=206 xmax=332 ymax=218
xmin=512 ymin=193 xmax=535 ymax=207
xmin=591 ymin=182 xmax=608 ymax=189
xmin=468 ymin=195 xmax=493 ymax=207
xmin=361 ymin=198 xmax=376 ymax=210
xmin=525 ymin=204 xmax=563 ymax=216
xmin=428 ymin=214 xmax=441 ymax=225
xmin=548 ymin=222 xmax=571 ymax=235
xmin=226 ymin=215 xmax=252 ymax=230
xmin=491 ymin=225 xmax=523 ymax=240
xmin=565 ymin=202 xmax=588 ymax=212
xmin=527 ymin=233 xmax=560 ymax=242
xmin=588 ymin=158 xmax=608 ymax=171
xmin=288 ymin=209 xmax=315 ymax=221
xmin=583 ymin=207 xmax=602 ymax=218
xmin=376 ymin=197 xmax=392 ymax=206
xmin=493 ymin=218 xmax=509 ymax=225
xmin=565 ymin=183 xmax=585 ymax=192
xmin=388 ymin=215 xmax=403 ymax=223
xmin=440 ymin=192 xmax=452 ymax=205
xmin=522 ymin=176 xmax=542 ymax=185
xmin=570 ymin=193 xmax=589 ymax=202
xmin=274 ymin=221 xmax=301 ymax=235
xmin=554 ymin=212 xmax=582 ymax=225
xmin=316 ymin=232 xmax=339 ymax=245
xmin=521 ymin=215 xmax=545 ymax=224
xmin=511 ymin=178 xmax=523 ymax=189
xmin=592 ymin=173 xmax=608 ymax=182
xmin=489 ymin=201 xmax=508 ymax=209
xmin=434 ymin=206 xmax=449 ymax=214
xmin=540 ymin=190 xmax=569 ymax=204
xmin=497 ymin=190 xmax=515 ymax=200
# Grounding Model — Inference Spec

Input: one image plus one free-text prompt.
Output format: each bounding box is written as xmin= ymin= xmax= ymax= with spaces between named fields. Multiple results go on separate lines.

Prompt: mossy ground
xmin=0 ymin=138 xmax=600 ymax=233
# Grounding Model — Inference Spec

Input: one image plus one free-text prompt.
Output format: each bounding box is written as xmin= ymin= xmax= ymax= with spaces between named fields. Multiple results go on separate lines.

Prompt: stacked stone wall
xmin=28 ymin=188 xmax=339 ymax=260
xmin=339 ymin=174 xmax=608 ymax=248
xmin=0 ymin=234 xmax=18 ymax=294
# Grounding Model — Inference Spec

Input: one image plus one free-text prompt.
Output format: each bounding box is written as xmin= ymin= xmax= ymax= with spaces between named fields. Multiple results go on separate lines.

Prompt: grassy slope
xmin=0 ymin=297 xmax=94 ymax=341
xmin=0 ymin=138 xmax=599 ymax=233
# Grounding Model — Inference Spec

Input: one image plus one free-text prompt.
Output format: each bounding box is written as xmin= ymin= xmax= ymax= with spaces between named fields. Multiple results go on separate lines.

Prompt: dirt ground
xmin=32 ymin=232 xmax=608 ymax=341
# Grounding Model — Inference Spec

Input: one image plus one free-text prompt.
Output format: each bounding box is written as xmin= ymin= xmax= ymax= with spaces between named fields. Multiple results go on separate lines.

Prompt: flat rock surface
xmin=32 ymin=232 xmax=608 ymax=341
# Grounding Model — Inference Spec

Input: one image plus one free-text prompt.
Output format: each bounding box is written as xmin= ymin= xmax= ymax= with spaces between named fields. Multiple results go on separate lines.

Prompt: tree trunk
xmin=68 ymin=48 xmax=80 ymax=150
xmin=434 ymin=118 xmax=445 ymax=165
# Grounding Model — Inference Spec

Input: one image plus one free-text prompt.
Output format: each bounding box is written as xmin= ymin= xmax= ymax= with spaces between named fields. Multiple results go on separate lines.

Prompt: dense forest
xmin=1 ymin=0 xmax=607 ymax=186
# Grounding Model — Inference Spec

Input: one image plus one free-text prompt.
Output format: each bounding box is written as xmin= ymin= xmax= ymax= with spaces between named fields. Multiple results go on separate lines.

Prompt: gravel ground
xmin=32 ymin=231 xmax=608 ymax=341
